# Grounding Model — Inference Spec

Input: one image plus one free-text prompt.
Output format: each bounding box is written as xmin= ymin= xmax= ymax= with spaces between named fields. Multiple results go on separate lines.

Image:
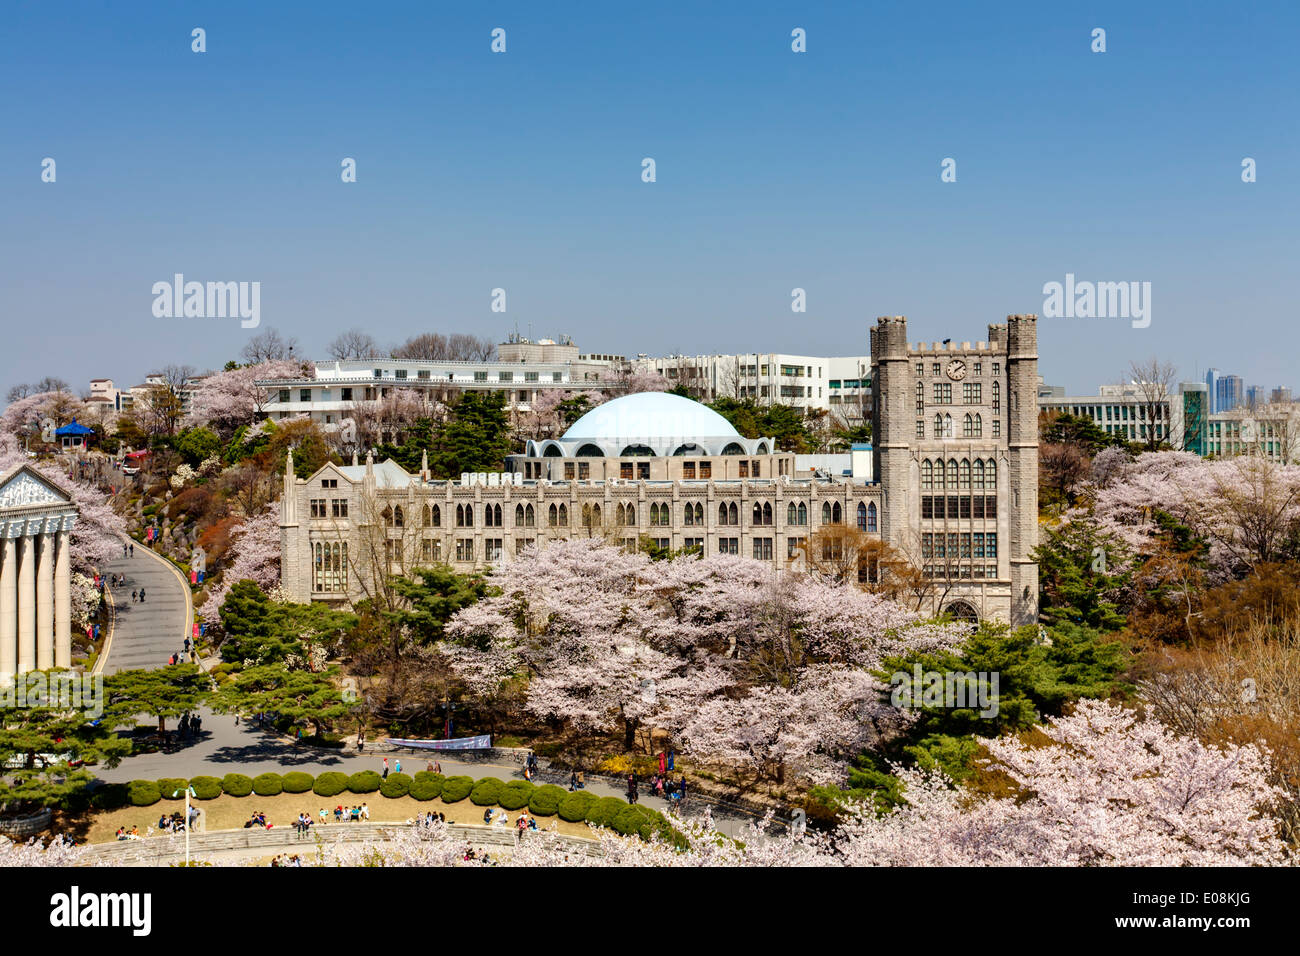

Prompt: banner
xmin=385 ymin=735 xmax=491 ymax=751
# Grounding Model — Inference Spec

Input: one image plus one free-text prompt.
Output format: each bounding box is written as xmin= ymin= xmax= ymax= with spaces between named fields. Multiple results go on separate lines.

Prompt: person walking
xmin=131 ymin=590 xmax=137 ymax=603
xmin=395 ymin=759 xmax=401 ymax=774
xmin=139 ymin=587 xmax=146 ymax=603
xmin=129 ymin=543 xmax=134 ymax=557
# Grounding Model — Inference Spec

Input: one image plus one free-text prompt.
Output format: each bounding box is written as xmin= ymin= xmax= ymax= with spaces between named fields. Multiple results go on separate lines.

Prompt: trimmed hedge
xmin=612 ymin=804 xmax=658 ymax=838
xmin=585 ymin=796 xmax=627 ymax=829
xmin=557 ymin=790 xmax=596 ymax=822
xmin=127 ymin=780 xmax=161 ymax=807
xmin=347 ymin=770 xmax=381 ymax=794
xmin=282 ymin=772 xmax=314 ymax=794
xmin=189 ymin=776 xmax=223 ymax=800
xmin=409 ymin=772 xmax=444 ymax=801
xmin=469 ymin=778 xmax=503 ymax=806
xmin=440 ymin=775 xmax=474 ymax=803
xmin=157 ymin=777 xmax=188 ymax=800
xmin=222 ymin=773 xmax=253 ymax=797
xmin=91 ymin=783 xmax=129 ymax=811
xmin=527 ymin=784 xmax=567 ymax=817
xmin=252 ymin=773 xmax=283 ymax=797
xmin=380 ymin=772 xmax=412 ymax=799
xmin=313 ymin=772 xmax=349 ymax=798
xmin=497 ymin=781 xmax=535 ymax=811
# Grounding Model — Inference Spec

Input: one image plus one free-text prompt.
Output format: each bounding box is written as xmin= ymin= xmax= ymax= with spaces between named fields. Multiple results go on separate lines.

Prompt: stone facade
xmin=280 ymin=318 xmax=1040 ymax=625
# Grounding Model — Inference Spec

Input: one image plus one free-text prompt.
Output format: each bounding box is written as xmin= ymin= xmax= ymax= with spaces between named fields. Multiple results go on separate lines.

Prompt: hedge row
xmin=93 ymin=772 xmax=681 ymax=842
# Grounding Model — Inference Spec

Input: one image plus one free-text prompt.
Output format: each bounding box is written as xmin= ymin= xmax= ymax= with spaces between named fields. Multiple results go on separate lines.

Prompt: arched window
xmin=558 ymin=504 xmax=568 ymax=526
xmin=516 ymin=504 xmax=526 ymax=526
xmin=431 ymin=504 xmax=440 ymax=527
xmin=485 ymin=503 xmax=500 ymax=527
xmin=960 ymin=459 xmax=971 ymax=489
xmin=621 ymin=444 xmax=655 ymax=457
xmin=422 ymin=504 xmax=432 ymax=527
xmin=788 ymin=502 xmax=798 ymax=525
xmin=393 ymin=506 xmax=404 ymax=528
xmin=729 ymin=502 xmax=738 ymax=525
xmin=590 ymin=503 xmax=601 ymax=526
xmin=763 ymin=502 xmax=772 ymax=525
xmin=973 ymin=413 xmax=982 ymax=437
xmin=944 ymin=414 xmax=953 ymax=438
xmin=856 ymin=502 xmax=867 ymax=531
xmin=832 ymin=502 xmax=842 ymax=524
xmin=916 ymin=381 xmax=924 ymax=410
xmin=934 ymin=459 xmax=946 ymax=489
xmin=381 ymin=506 xmax=393 ymax=527
xmin=525 ymin=503 xmax=535 ymax=527
xmin=722 ymin=443 xmax=745 ymax=455
xmin=947 ymin=458 xmax=959 ymax=489
xmin=934 ymin=413 xmax=943 ymax=438
xmin=973 ymin=458 xmax=985 ymax=490
xmin=986 ymin=458 xmax=997 ymax=490
xmin=753 ymin=502 xmax=764 ymax=525
xmin=718 ymin=502 xmax=729 ymax=525
xmin=867 ymin=501 xmax=877 ymax=532
xmin=797 ymin=502 xmax=807 ymax=525
xmin=963 ymin=413 xmax=973 ymax=437
xmin=921 ymin=459 xmax=933 ymax=490
xmin=822 ymin=502 xmax=832 ymax=524
xmin=687 ymin=502 xmax=702 ymax=526
xmin=576 ymin=443 xmax=605 ymax=457
xmin=548 ymin=503 xmax=559 ymax=527
xmin=992 ymin=381 xmax=1000 ymax=412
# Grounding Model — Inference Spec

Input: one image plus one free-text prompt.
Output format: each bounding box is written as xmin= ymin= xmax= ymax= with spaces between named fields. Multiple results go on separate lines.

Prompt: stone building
xmin=0 ymin=465 xmax=78 ymax=682
xmin=280 ymin=317 xmax=1040 ymax=625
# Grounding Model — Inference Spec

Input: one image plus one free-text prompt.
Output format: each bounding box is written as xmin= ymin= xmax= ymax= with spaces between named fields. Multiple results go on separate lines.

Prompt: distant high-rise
xmin=1205 ymin=368 xmax=1221 ymax=413
xmin=1216 ymin=374 xmax=1244 ymax=413
xmin=1245 ymin=384 xmax=1267 ymax=408
xmin=1270 ymin=386 xmax=1293 ymax=404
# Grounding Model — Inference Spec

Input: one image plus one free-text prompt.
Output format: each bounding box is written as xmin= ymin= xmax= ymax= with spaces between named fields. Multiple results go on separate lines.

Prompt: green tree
xmin=173 ymin=426 xmax=222 ymax=467
xmin=1033 ymin=520 xmax=1131 ymax=630
xmin=387 ymin=565 xmax=488 ymax=646
xmin=218 ymin=580 xmax=356 ymax=664
xmin=103 ymin=664 xmax=210 ymax=734
xmin=214 ymin=665 xmax=357 ymax=737
xmin=0 ymin=683 xmax=133 ymax=811
xmin=431 ymin=391 xmax=510 ymax=477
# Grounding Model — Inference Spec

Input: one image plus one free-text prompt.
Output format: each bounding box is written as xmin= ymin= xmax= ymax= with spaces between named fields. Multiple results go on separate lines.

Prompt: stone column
xmin=36 ymin=527 xmax=54 ymax=670
xmin=0 ymin=534 xmax=16 ymax=681
xmin=55 ymin=524 xmax=71 ymax=669
xmin=17 ymin=532 xmax=35 ymax=673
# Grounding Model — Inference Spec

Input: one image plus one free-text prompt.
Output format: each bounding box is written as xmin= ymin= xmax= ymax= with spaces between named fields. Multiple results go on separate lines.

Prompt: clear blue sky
xmin=2 ymin=0 xmax=1297 ymax=395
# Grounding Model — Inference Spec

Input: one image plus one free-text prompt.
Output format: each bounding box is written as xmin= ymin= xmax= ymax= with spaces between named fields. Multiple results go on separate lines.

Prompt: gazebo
xmin=54 ymin=419 xmax=94 ymax=450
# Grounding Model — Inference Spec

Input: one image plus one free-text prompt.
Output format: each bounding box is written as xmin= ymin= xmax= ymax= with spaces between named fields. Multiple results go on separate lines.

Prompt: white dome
xmin=562 ymin=392 xmax=741 ymax=448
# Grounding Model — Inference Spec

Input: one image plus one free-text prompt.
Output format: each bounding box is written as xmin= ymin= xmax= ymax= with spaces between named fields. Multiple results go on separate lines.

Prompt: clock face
xmin=946 ymin=360 xmax=967 ymax=381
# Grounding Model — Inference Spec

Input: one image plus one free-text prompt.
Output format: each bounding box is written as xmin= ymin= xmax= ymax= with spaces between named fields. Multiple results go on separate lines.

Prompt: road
xmin=97 ymin=536 xmax=192 ymax=674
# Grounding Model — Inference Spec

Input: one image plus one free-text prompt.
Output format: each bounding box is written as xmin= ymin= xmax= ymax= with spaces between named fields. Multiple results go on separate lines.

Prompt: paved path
xmin=97 ymin=537 xmax=192 ymax=674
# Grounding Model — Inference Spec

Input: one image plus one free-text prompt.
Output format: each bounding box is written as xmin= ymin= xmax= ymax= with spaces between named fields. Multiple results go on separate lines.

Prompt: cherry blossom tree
xmin=184 ymin=359 xmax=306 ymax=435
xmin=199 ymin=503 xmax=282 ymax=624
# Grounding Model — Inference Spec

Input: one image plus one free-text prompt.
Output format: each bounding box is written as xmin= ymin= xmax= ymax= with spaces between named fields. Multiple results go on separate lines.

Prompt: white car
xmin=122 ymin=465 xmax=140 ymax=477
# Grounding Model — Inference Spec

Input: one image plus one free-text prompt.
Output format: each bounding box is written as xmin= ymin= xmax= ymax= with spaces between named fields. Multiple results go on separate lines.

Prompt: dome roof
xmin=562 ymin=392 xmax=741 ymax=445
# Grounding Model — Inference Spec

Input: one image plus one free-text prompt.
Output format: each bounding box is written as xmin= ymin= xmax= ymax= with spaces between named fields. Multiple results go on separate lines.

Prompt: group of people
xmin=156 ymin=808 xmax=198 ymax=833
xmin=270 ymin=854 xmax=304 ymax=867
xmin=293 ymin=812 xmax=314 ymax=836
xmin=481 ymin=806 xmax=540 ymax=832
xmin=244 ymin=811 xmax=271 ymax=829
xmin=177 ymin=713 xmax=201 ymax=737
xmin=114 ymin=825 xmax=141 ymax=840
xmin=328 ymin=803 xmax=370 ymax=822
xmin=415 ymin=811 xmax=446 ymax=827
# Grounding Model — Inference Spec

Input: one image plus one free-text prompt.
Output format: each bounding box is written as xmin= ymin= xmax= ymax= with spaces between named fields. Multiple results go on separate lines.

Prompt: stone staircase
xmin=80 ymin=822 xmax=602 ymax=865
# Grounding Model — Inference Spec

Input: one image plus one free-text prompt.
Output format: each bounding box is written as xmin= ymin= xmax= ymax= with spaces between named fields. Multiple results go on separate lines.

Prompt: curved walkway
xmin=96 ymin=536 xmax=192 ymax=674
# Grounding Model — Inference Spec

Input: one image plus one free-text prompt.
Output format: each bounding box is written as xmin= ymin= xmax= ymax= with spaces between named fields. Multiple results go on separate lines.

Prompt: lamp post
xmin=171 ymin=785 xmax=197 ymax=865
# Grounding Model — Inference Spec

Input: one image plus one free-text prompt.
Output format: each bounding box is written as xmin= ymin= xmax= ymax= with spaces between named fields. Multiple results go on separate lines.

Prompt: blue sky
xmin=2 ymin=0 xmax=1297 ymax=395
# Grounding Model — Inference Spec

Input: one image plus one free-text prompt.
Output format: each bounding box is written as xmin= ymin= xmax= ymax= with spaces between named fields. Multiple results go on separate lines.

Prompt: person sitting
xmin=483 ymin=807 xmax=494 ymax=825
xmin=350 ymin=806 xmax=360 ymax=822
xmin=116 ymin=826 xmax=126 ymax=841
xmin=492 ymin=811 xmax=508 ymax=827
xmin=334 ymin=805 xmax=344 ymax=822
xmin=528 ymin=817 xmax=538 ymax=831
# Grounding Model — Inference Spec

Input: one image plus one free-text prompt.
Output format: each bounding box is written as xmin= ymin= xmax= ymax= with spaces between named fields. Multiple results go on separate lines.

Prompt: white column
xmin=0 ymin=534 xmax=15 ymax=682
xmin=17 ymin=532 xmax=35 ymax=673
xmin=55 ymin=524 xmax=71 ymax=669
xmin=36 ymin=527 xmax=54 ymax=670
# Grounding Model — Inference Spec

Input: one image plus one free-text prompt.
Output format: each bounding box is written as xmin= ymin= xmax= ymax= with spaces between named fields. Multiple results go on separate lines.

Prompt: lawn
xmin=68 ymin=792 xmax=596 ymax=845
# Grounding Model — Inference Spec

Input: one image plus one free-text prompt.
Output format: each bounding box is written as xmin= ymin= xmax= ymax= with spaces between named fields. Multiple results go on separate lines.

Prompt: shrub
xmin=252 ymin=773 xmax=283 ymax=797
xmin=282 ymin=772 xmax=314 ymax=794
xmin=612 ymin=804 xmax=657 ymax=838
xmin=156 ymin=777 xmax=189 ymax=799
xmin=221 ymin=773 xmax=253 ymax=797
xmin=497 ymin=781 xmax=534 ymax=811
xmin=585 ymin=796 xmax=628 ymax=829
xmin=557 ymin=790 xmax=596 ymax=822
xmin=380 ymin=772 xmax=412 ymax=798
xmin=91 ymin=783 xmax=128 ymax=811
xmin=188 ymin=776 xmax=222 ymax=800
xmin=313 ymin=772 xmax=349 ymax=797
xmin=409 ymin=773 xmax=444 ymax=801
xmin=440 ymin=775 xmax=474 ymax=802
xmin=127 ymin=780 xmax=161 ymax=807
xmin=470 ymin=777 xmax=503 ymax=806
xmin=347 ymin=771 xmax=381 ymax=794
xmin=527 ymin=784 xmax=567 ymax=817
